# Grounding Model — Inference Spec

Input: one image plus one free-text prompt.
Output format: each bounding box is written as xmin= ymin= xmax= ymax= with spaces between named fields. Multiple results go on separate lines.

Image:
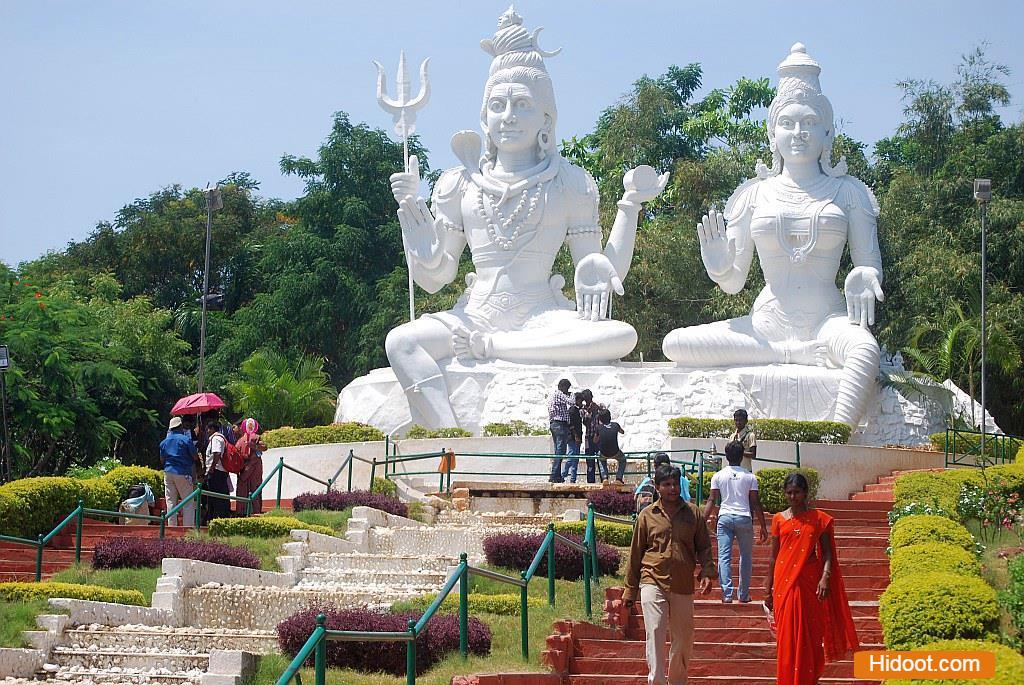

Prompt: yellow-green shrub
xmin=755 ymin=468 xmax=820 ymax=513
xmin=555 ymin=520 xmax=633 ymax=547
xmin=0 ymin=582 xmax=146 ymax=606
xmin=77 ymin=478 xmax=120 ymax=513
xmin=0 ymin=477 xmax=87 ymax=539
xmin=890 ymin=515 xmax=975 ymax=552
xmin=263 ymin=423 xmax=384 ymax=449
xmin=930 ymin=431 xmax=1024 ymax=461
xmin=102 ymin=466 xmax=165 ymax=499
xmin=409 ymin=592 xmax=542 ymax=615
xmin=893 ymin=471 xmax=968 ymax=514
xmin=890 ymin=543 xmax=981 ymax=582
xmin=667 ymin=417 xmax=850 ymax=443
xmin=405 ymin=425 xmax=472 ymax=439
xmin=886 ymin=639 xmax=1024 ymax=685
xmin=482 ymin=421 xmax=548 ymax=437
xmin=208 ymin=515 xmax=336 ymax=538
xmin=880 ymin=572 xmax=999 ymax=648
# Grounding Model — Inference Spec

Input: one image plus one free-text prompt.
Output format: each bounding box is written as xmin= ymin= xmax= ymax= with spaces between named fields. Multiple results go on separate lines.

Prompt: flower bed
xmin=482 ymin=531 xmax=620 ymax=579
xmin=292 ymin=489 xmax=407 ymax=517
xmin=277 ymin=606 xmax=490 ymax=675
xmin=585 ymin=489 xmax=634 ymax=516
xmin=91 ymin=536 xmax=261 ymax=570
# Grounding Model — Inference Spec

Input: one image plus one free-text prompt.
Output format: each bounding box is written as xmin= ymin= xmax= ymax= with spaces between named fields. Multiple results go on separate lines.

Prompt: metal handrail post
xmin=587 ymin=504 xmax=600 ymax=581
xmin=458 ymin=553 xmax=468 ymax=659
xmin=194 ymin=485 xmax=203 ymax=529
xmin=314 ymin=614 xmax=326 ymax=685
xmin=795 ymin=442 xmax=801 ymax=468
xmin=276 ymin=458 xmax=284 ymax=509
xmin=696 ymin=458 xmax=704 ymax=504
xmin=405 ymin=620 xmax=417 ymax=685
xmin=370 ymin=458 xmax=377 ymax=488
xmin=582 ymin=547 xmax=592 ymax=619
xmin=348 ymin=450 xmax=354 ymax=492
xmin=546 ymin=525 xmax=555 ymax=607
xmin=949 ymin=428 xmax=955 ymax=467
xmin=75 ymin=500 xmax=83 ymax=564
xmin=35 ymin=534 xmax=43 ymax=581
xmin=519 ymin=572 xmax=529 ymax=660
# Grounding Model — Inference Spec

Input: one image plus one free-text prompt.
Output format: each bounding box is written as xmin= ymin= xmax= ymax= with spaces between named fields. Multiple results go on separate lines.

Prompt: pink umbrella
xmin=171 ymin=392 xmax=227 ymax=416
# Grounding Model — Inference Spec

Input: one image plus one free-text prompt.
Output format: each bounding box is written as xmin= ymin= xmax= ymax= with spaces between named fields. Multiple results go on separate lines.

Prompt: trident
xmin=374 ymin=51 xmax=430 ymax=323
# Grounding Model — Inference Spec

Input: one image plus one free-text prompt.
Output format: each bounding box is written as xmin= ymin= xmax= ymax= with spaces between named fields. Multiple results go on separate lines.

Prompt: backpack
xmin=221 ymin=438 xmax=243 ymax=474
xmin=635 ymin=479 xmax=658 ymax=514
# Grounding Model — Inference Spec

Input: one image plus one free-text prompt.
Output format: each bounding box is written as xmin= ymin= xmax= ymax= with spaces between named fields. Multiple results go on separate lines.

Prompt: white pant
xmin=640 ymin=584 xmax=694 ymax=685
xmin=164 ymin=472 xmax=196 ymax=526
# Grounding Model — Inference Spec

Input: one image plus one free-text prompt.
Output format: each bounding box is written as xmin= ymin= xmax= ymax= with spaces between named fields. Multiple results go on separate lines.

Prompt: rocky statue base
xmin=335 ymin=360 xmax=959 ymax=449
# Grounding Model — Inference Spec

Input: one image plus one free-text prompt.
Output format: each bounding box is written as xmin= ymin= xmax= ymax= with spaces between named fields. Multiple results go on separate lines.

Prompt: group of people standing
xmin=547 ymin=379 xmax=627 ymax=484
xmin=158 ymin=411 xmax=267 ymax=525
xmin=623 ymin=442 xmax=858 ymax=685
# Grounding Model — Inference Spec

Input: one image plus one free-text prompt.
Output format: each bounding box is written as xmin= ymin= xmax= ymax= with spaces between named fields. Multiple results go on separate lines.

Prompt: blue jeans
xmin=717 ymin=513 xmax=754 ymax=601
xmin=584 ymin=443 xmax=604 ymax=483
xmin=549 ymin=421 xmax=569 ymax=482
xmin=561 ymin=441 xmax=581 ymax=482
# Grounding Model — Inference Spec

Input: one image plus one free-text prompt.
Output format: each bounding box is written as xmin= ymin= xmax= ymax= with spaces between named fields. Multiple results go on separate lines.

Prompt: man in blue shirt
xmin=160 ymin=416 xmax=198 ymax=526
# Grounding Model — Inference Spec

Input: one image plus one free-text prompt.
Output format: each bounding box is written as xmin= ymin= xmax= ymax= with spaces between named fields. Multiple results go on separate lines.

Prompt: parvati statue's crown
xmin=776 ymin=43 xmax=822 ymax=103
xmin=480 ymin=5 xmax=561 ymax=76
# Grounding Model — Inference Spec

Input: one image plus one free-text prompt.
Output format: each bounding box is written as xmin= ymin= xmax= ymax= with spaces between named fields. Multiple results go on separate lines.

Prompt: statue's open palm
xmin=575 ymin=253 xmax=624 ymax=322
xmin=844 ymin=266 xmax=884 ymax=327
xmin=697 ymin=210 xmax=735 ymax=277
xmin=390 ymin=155 xmax=440 ymax=267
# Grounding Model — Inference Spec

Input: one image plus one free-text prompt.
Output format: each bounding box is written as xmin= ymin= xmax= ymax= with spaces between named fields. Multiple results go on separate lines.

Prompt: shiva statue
xmin=661 ymin=44 xmax=883 ymax=426
xmin=385 ymin=7 xmax=669 ymax=428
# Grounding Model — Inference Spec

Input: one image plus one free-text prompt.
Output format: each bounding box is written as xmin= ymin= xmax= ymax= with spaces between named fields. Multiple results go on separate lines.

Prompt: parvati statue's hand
xmin=697 ymin=210 xmax=736 ymax=278
xmin=844 ymin=266 xmax=884 ymax=327
xmin=621 ymin=165 xmax=670 ymax=205
xmin=574 ymin=253 xmax=624 ymax=322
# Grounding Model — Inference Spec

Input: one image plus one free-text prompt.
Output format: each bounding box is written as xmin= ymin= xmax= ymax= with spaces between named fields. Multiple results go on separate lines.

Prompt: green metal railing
xmin=276 ymin=524 xmax=597 ymax=685
xmin=944 ymin=427 xmax=1023 ymax=467
xmin=1 ymin=448 xmax=373 ymax=581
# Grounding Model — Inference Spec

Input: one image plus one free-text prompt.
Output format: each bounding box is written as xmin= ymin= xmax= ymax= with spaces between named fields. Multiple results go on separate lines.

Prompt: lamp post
xmin=0 ymin=344 xmax=10 ymax=483
xmin=198 ymin=184 xmax=223 ymax=393
xmin=974 ymin=178 xmax=991 ymax=453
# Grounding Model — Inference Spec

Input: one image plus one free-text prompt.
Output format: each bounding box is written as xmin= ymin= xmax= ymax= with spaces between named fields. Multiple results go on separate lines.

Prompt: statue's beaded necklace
xmin=476 ymin=183 xmax=543 ymax=250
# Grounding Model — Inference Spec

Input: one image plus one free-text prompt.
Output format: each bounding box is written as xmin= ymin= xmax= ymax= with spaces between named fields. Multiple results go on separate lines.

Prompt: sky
xmin=2 ymin=1 xmax=1023 ymax=266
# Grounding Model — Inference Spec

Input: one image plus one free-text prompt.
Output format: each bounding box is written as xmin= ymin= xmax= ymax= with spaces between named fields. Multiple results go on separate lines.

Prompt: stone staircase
xmin=849 ymin=466 xmax=950 ymax=503
xmin=531 ymin=496 xmax=892 ymax=685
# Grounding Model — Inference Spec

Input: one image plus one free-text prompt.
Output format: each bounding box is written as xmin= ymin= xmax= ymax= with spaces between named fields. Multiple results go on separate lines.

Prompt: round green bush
xmin=77 ymin=478 xmax=121 ymax=513
xmin=371 ymin=477 xmax=398 ymax=497
xmin=102 ymin=466 xmax=165 ymax=499
xmin=893 ymin=471 xmax=967 ymax=514
xmin=890 ymin=542 xmax=981 ymax=582
xmin=886 ymin=639 xmax=1024 ymax=684
xmin=880 ymin=572 xmax=999 ymax=649
xmin=755 ymin=468 xmax=820 ymax=513
xmin=208 ymin=515 xmax=336 ymax=538
xmin=890 ymin=514 xmax=975 ymax=552
xmin=0 ymin=477 xmax=84 ymax=538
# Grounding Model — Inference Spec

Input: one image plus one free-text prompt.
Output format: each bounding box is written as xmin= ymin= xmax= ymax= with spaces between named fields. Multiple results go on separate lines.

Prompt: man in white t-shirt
xmin=703 ymin=441 xmax=769 ymax=603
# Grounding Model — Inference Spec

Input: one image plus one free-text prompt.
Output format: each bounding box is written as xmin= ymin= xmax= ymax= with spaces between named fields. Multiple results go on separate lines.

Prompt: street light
xmin=974 ymin=178 xmax=991 ymax=454
xmin=198 ymin=183 xmax=223 ymax=393
xmin=0 ymin=344 xmax=11 ymax=482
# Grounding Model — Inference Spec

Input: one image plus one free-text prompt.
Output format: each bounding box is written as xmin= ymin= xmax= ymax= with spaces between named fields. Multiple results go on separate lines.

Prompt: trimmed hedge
xmin=92 ymin=536 xmax=261 ymax=570
xmin=893 ymin=470 xmax=982 ymax=517
xmin=886 ymin=639 xmax=1024 ymax=685
xmin=292 ymin=490 xmax=407 ymax=517
xmin=667 ymin=417 xmax=850 ymax=444
xmin=879 ymin=572 xmax=999 ymax=648
xmin=408 ymin=592 xmax=542 ymax=615
xmin=754 ymin=468 xmax=820 ymax=513
xmin=585 ymin=489 xmax=635 ymax=516
xmin=208 ymin=515 xmax=336 ymax=538
xmin=482 ymin=421 xmax=548 ymax=437
xmin=929 ymin=431 xmax=1024 ymax=460
xmin=889 ymin=543 xmax=981 ymax=582
xmin=555 ymin=520 xmax=633 ymax=547
xmin=405 ymin=425 xmax=473 ymax=439
xmin=890 ymin=515 xmax=976 ymax=552
xmin=0 ymin=581 xmax=146 ymax=606
xmin=102 ymin=466 xmax=165 ymax=499
xmin=482 ymin=531 xmax=620 ymax=579
xmin=262 ymin=423 xmax=384 ymax=449
xmin=277 ymin=607 xmax=490 ymax=675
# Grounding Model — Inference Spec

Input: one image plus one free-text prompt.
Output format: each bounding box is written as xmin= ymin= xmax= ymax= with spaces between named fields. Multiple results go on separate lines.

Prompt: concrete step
xmin=299 ymin=567 xmax=449 ymax=585
xmin=32 ymin=668 xmax=200 ymax=684
xmin=625 ymin=599 xmax=880 ymax=618
xmin=305 ymin=552 xmax=456 ymax=573
xmin=863 ymin=483 xmax=894 ymax=493
xmin=61 ymin=627 xmax=278 ymax=654
xmin=849 ymin=492 xmax=895 ymax=502
xmin=51 ymin=647 xmax=209 ymax=672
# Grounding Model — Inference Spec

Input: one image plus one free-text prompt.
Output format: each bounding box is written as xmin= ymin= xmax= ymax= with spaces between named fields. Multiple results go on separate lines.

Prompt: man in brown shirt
xmin=623 ymin=465 xmax=716 ymax=685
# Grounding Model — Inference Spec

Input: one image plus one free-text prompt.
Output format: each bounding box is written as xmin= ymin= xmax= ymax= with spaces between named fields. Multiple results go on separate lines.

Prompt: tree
xmin=227 ymin=349 xmax=337 ymax=429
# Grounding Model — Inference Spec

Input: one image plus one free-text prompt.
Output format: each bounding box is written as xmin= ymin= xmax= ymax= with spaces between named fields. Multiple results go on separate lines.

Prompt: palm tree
xmin=227 ymin=349 xmax=337 ymax=429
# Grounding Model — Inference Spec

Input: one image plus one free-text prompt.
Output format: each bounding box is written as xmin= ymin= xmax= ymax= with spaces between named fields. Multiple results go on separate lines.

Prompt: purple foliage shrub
xmin=292 ymin=490 xmax=408 ymax=517
xmin=586 ymin=489 xmax=635 ymax=516
xmin=277 ymin=607 xmax=490 ymax=675
xmin=482 ymin=532 xmax=620 ymax=579
xmin=91 ymin=536 xmax=261 ymax=570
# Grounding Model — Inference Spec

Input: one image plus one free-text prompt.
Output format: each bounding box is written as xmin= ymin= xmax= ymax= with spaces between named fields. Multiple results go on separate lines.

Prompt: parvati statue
xmin=386 ymin=7 xmax=669 ymax=428
xmin=661 ymin=43 xmax=883 ymax=426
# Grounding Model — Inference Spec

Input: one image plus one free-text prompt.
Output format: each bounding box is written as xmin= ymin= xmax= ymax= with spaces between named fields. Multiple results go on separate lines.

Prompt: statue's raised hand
xmin=621 ymin=165 xmax=670 ymax=205
xmin=390 ymin=155 xmax=439 ymax=266
xmin=575 ymin=253 xmax=624 ymax=322
xmin=389 ymin=154 xmax=422 ymax=203
xmin=844 ymin=266 xmax=884 ymax=327
xmin=697 ymin=210 xmax=735 ymax=278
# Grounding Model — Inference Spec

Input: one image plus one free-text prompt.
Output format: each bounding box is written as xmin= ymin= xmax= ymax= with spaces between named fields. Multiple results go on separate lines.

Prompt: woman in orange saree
xmin=765 ymin=472 xmax=859 ymax=685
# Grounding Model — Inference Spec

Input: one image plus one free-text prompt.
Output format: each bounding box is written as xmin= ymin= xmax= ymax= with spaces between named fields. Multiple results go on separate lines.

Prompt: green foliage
xmin=0 ymin=581 xmax=146 ymax=606
xmin=879 ymin=572 xmax=999 ymax=648
xmin=0 ymin=598 xmax=53 ymax=648
xmin=482 ymin=421 xmax=548 ymax=437
xmin=405 ymin=592 xmax=542 ymax=616
xmin=885 ymin=639 xmax=1024 ymax=685
xmin=930 ymin=431 xmax=1024 ymax=462
xmin=227 ymin=349 xmax=337 ymax=430
xmin=1001 ymin=553 xmax=1024 ymax=638
xmin=554 ymin=520 xmax=633 ymax=547
xmin=753 ymin=468 xmax=820 ymax=513
xmin=889 ymin=542 xmax=981 ymax=582
xmin=262 ymin=423 xmax=384 ymax=449
xmin=66 ymin=456 xmax=124 ymax=480
xmin=50 ymin=564 xmax=163 ymax=605
xmin=371 ymin=477 xmax=398 ymax=496
xmin=890 ymin=514 xmax=976 ymax=552
xmin=101 ymin=466 xmax=165 ymax=499
xmin=207 ymin=515 xmax=336 ymax=538
xmin=666 ymin=418 xmax=850 ymax=444
xmin=405 ymin=425 xmax=473 ymax=439
xmin=0 ymin=475 xmax=133 ymax=538
xmin=893 ymin=470 xmax=974 ymax=515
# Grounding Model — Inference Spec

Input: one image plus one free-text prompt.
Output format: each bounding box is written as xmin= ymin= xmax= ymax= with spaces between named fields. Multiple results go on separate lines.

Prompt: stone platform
xmin=335 ymin=359 xmax=950 ymax=448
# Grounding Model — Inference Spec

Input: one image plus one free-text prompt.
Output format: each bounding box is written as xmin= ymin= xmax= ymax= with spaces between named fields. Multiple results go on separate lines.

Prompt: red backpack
xmin=221 ymin=437 xmax=243 ymax=474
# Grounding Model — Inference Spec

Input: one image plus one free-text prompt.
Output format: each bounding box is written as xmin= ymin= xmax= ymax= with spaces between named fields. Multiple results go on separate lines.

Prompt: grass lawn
xmin=283 ymin=508 xmax=354 ymax=534
xmin=0 ymin=598 xmax=56 ymax=647
xmin=187 ymin=531 xmax=293 ymax=571
xmin=966 ymin=519 xmax=1024 ymax=638
xmin=50 ymin=565 xmax=163 ymax=605
xmin=247 ymin=566 xmax=624 ymax=685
